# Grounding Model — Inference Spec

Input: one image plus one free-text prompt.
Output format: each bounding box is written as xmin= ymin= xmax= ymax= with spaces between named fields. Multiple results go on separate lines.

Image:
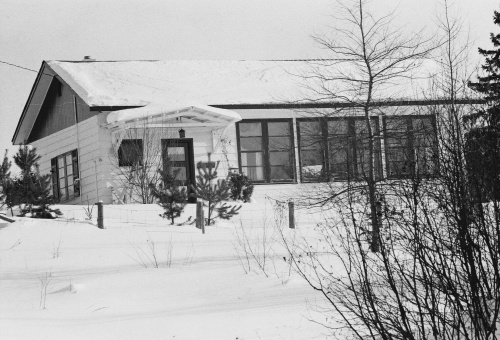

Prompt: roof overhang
xmin=105 ymin=104 xmax=242 ymax=129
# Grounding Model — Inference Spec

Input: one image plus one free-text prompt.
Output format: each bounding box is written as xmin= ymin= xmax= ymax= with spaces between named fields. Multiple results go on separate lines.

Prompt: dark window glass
xmin=298 ymin=117 xmax=382 ymax=182
xmin=298 ymin=120 xmax=325 ymax=181
xmin=119 ymin=139 xmax=143 ymax=167
xmin=385 ymin=116 xmax=438 ymax=178
xmin=268 ymin=121 xmax=293 ymax=181
xmin=51 ymin=149 xmax=79 ymax=202
xmin=239 ymin=122 xmax=262 ymax=137
xmin=237 ymin=120 xmax=294 ymax=183
xmin=240 ymin=137 xmax=263 ymax=151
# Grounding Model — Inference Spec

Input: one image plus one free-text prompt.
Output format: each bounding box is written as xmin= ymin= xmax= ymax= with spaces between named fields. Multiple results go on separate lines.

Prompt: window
xmin=118 ymin=139 xmax=143 ymax=166
xmin=384 ymin=115 xmax=438 ymax=178
xmin=297 ymin=120 xmax=327 ymax=181
xmin=237 ymin=120 xmax=295 ymax=182
xmin=298 ymin=117 xmax=382 ymax=182
xmin=51 ymin=149 xmax=79 ymax=201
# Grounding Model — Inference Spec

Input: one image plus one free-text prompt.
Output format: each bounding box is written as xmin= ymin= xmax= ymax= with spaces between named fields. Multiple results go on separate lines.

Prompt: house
xmin=12 ymin=59 xmax=480 ymax=204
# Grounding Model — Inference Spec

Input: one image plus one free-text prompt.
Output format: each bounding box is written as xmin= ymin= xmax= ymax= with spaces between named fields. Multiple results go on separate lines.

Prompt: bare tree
xmin=296 ymin=0 xmax=435 ymax=252
xmin=110 ymin=122 xmax=178 ymax=204
xmin=278 ymin=2 xmax=500 ymax=339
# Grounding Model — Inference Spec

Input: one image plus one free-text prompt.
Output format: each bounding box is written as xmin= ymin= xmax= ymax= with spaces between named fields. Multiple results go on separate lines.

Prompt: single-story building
xmin=12 ymin=58 xmax=480 ymax=204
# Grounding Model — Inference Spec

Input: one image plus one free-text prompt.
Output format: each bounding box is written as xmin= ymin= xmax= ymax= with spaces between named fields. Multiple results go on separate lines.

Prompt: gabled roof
xmin=13 ymin=59 xmax=485 ymax=145
xmin=12 ymin=62 xmax=59 ymax=145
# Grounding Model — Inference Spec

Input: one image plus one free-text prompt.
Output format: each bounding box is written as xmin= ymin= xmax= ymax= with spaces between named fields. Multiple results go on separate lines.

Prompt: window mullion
xmin=263 ymin=121 xmax=270 ymax=183
xmin=408 ymin=118 xmax=415 ymax=175
xmin=349 ymin=119 xmax=356 ymax=179
xmin=323 ymin=119 xmax=329 ymax=180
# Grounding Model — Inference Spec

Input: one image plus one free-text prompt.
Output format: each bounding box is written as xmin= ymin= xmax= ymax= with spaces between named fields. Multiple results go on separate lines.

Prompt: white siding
xmin=100 ymin=123 xmax=238 ymax=203
xmin=31 ymin=115 xmax=103 ymax=205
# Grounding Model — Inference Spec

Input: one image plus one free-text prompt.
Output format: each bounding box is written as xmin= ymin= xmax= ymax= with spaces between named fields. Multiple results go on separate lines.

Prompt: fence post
xmin=96 ymin=201 xmax=104 ymax=229
xmin=196 ymin=200 xmax=205 ymax=234
xmin=288 ymin=201 xmax=295 ymax=229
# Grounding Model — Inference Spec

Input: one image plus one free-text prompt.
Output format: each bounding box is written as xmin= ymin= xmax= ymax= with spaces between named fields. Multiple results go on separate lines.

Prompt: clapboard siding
xmin=31 ymin=114 xmax=103 ymax=204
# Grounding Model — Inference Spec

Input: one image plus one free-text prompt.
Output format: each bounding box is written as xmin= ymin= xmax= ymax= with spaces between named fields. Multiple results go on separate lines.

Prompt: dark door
xmin=162 ymin=139 xmax=196 ymax=202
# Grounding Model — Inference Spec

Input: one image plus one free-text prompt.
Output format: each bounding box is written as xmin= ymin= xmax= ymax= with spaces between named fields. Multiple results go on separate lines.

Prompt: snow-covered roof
xmin=47 ymin=60 xmax=309 ymax=107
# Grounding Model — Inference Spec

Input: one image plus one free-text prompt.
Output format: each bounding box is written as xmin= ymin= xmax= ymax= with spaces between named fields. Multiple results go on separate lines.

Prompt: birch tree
xmin=301 ymin=0 xmax=435 ymax=252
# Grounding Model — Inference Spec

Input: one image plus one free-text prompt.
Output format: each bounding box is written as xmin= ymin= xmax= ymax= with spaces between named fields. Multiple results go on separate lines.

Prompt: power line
xmin=0 ymin=60 xmax=38 ymax=73
xmin=0 ymin=60 xmax=55 ymax=78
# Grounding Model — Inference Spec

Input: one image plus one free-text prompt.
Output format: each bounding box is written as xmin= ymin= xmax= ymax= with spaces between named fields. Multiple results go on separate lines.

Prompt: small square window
xmin=118 ymin=139 xmax=143 ymax=167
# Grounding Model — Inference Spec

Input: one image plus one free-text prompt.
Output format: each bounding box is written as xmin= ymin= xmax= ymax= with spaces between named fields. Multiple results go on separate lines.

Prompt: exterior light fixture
xmin=179 ymin=128 xmax=185 ymax=138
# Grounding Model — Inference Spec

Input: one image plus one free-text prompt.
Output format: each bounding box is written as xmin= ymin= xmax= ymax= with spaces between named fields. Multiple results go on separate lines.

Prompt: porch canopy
xmin=106 ymin=103 xmax=242 ymax=129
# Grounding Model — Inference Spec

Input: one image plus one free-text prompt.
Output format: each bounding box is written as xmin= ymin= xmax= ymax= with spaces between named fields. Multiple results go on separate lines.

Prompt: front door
xmin=162 ymin=139 xmax=196 ymax=202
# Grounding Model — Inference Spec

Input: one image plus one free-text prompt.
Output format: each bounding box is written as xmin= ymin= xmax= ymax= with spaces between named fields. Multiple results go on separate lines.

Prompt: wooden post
xmin=96 ymin=201 xmax=104 ymax=229
xmin=196 ymin=200 xmax=205 ymax=234
xmin=288 ymin=201 xmax=295 ymax=229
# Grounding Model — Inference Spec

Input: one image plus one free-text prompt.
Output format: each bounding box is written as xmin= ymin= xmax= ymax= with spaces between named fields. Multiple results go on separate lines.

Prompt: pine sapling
xmin=150 ymin=163 xmax=187 ymax=225
xmin=191 ymin=162 xmax=241 ymax=225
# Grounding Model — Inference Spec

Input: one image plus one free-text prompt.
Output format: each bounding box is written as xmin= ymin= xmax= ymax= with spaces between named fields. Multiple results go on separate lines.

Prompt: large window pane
xmin=268 ymin=122 xmax=290 ymax=136
xmin=299 ymin=121 xmax=320 ymax=135
xmin=240 ymin=137 xmax=262 ymax=151
xmin=167 ymin=147 xmax=186 ymax=161
xmin=386 ymin=117 xmax=407 ymax=132
xmin=269 ymin=151 xmax=290 ymax=166
xmin=239 ymin=122 xmax=262 ymax=137
xmin=412 ymin=117 xmax=433 ymax=132
xmin=271 ymin=166 xmax=293 ymax=180
xmin=301 ymin=149 xmax=322 ymax=166
xmin=355 ymin=119 xmax=379 ymax=135
xmin=242 ymin=166 xmax=264 ymax=181
xmin=328 ymin=120 xmax=349 ymax=135
xmin=171 ymin=167 xmax=187 ymax=181
xmin=269 ymin=136 xmax=290 ymax=150
xmin=241 ymin=152 xmax=263 ymax=167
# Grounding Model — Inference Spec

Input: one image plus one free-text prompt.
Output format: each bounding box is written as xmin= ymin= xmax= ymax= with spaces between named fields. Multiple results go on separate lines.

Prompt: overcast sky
xmin=0 ymin=0 xmax=498 ymax=165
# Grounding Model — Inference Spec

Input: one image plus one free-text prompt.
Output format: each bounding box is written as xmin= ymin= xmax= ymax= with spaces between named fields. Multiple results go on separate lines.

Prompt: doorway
xmin=161 ymin=139 xmax=196 ymax=203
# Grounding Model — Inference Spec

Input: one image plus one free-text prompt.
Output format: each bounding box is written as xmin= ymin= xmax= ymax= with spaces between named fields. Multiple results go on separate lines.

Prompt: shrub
xmin=228 ymin=172 xmax=254 ymax=202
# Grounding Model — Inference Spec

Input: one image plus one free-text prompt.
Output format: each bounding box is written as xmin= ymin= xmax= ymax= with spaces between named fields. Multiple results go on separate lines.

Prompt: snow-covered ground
xmin=0 ymin=202 xmax=329 ymax=339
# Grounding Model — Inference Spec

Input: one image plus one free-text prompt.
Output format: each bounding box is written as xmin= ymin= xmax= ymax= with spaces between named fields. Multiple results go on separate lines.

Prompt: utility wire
xmin=0 ymin=60 xmax=38 ymax=73
xmin=0 ymin=60 xmax=54 ymax=77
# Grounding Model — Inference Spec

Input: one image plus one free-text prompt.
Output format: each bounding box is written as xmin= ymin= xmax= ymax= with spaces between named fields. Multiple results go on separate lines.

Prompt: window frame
xmin=383 ymin=114 xmax=439 ymax=179
xmin=118 ymin=139 xmax=143 ymax=167
xmin=296 ymin=116 xmax=383 ymax=182
xmin=236 ymin=119 xmax=296 ymax=184
xmin=51 ymin=149 xmax=79 ymax=202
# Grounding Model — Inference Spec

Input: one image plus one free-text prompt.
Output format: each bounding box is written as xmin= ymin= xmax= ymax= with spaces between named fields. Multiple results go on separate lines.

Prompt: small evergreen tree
xmin=11 ymin=146 xmax=60 ymax=218
xmin=228 ymin=172 xmax=254 ymax=202
xmin=191 ymin=163 xmax=241 ymax=225
xmin=0 ymin=149 xmax=12 ymax=209
xmin=149 ymin=162 xmax=187 ymax=225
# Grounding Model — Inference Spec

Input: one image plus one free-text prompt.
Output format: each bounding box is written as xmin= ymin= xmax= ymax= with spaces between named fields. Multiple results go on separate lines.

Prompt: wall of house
xmin=31 ymin=104 xmax=436 ymax=206
xmin=31 ymin=113 xmax=106 ymax=205
xmin=27 ymin=79 xmax=94 ymax=143
xmin=98 ymin=122 xmax=239 ymax=204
